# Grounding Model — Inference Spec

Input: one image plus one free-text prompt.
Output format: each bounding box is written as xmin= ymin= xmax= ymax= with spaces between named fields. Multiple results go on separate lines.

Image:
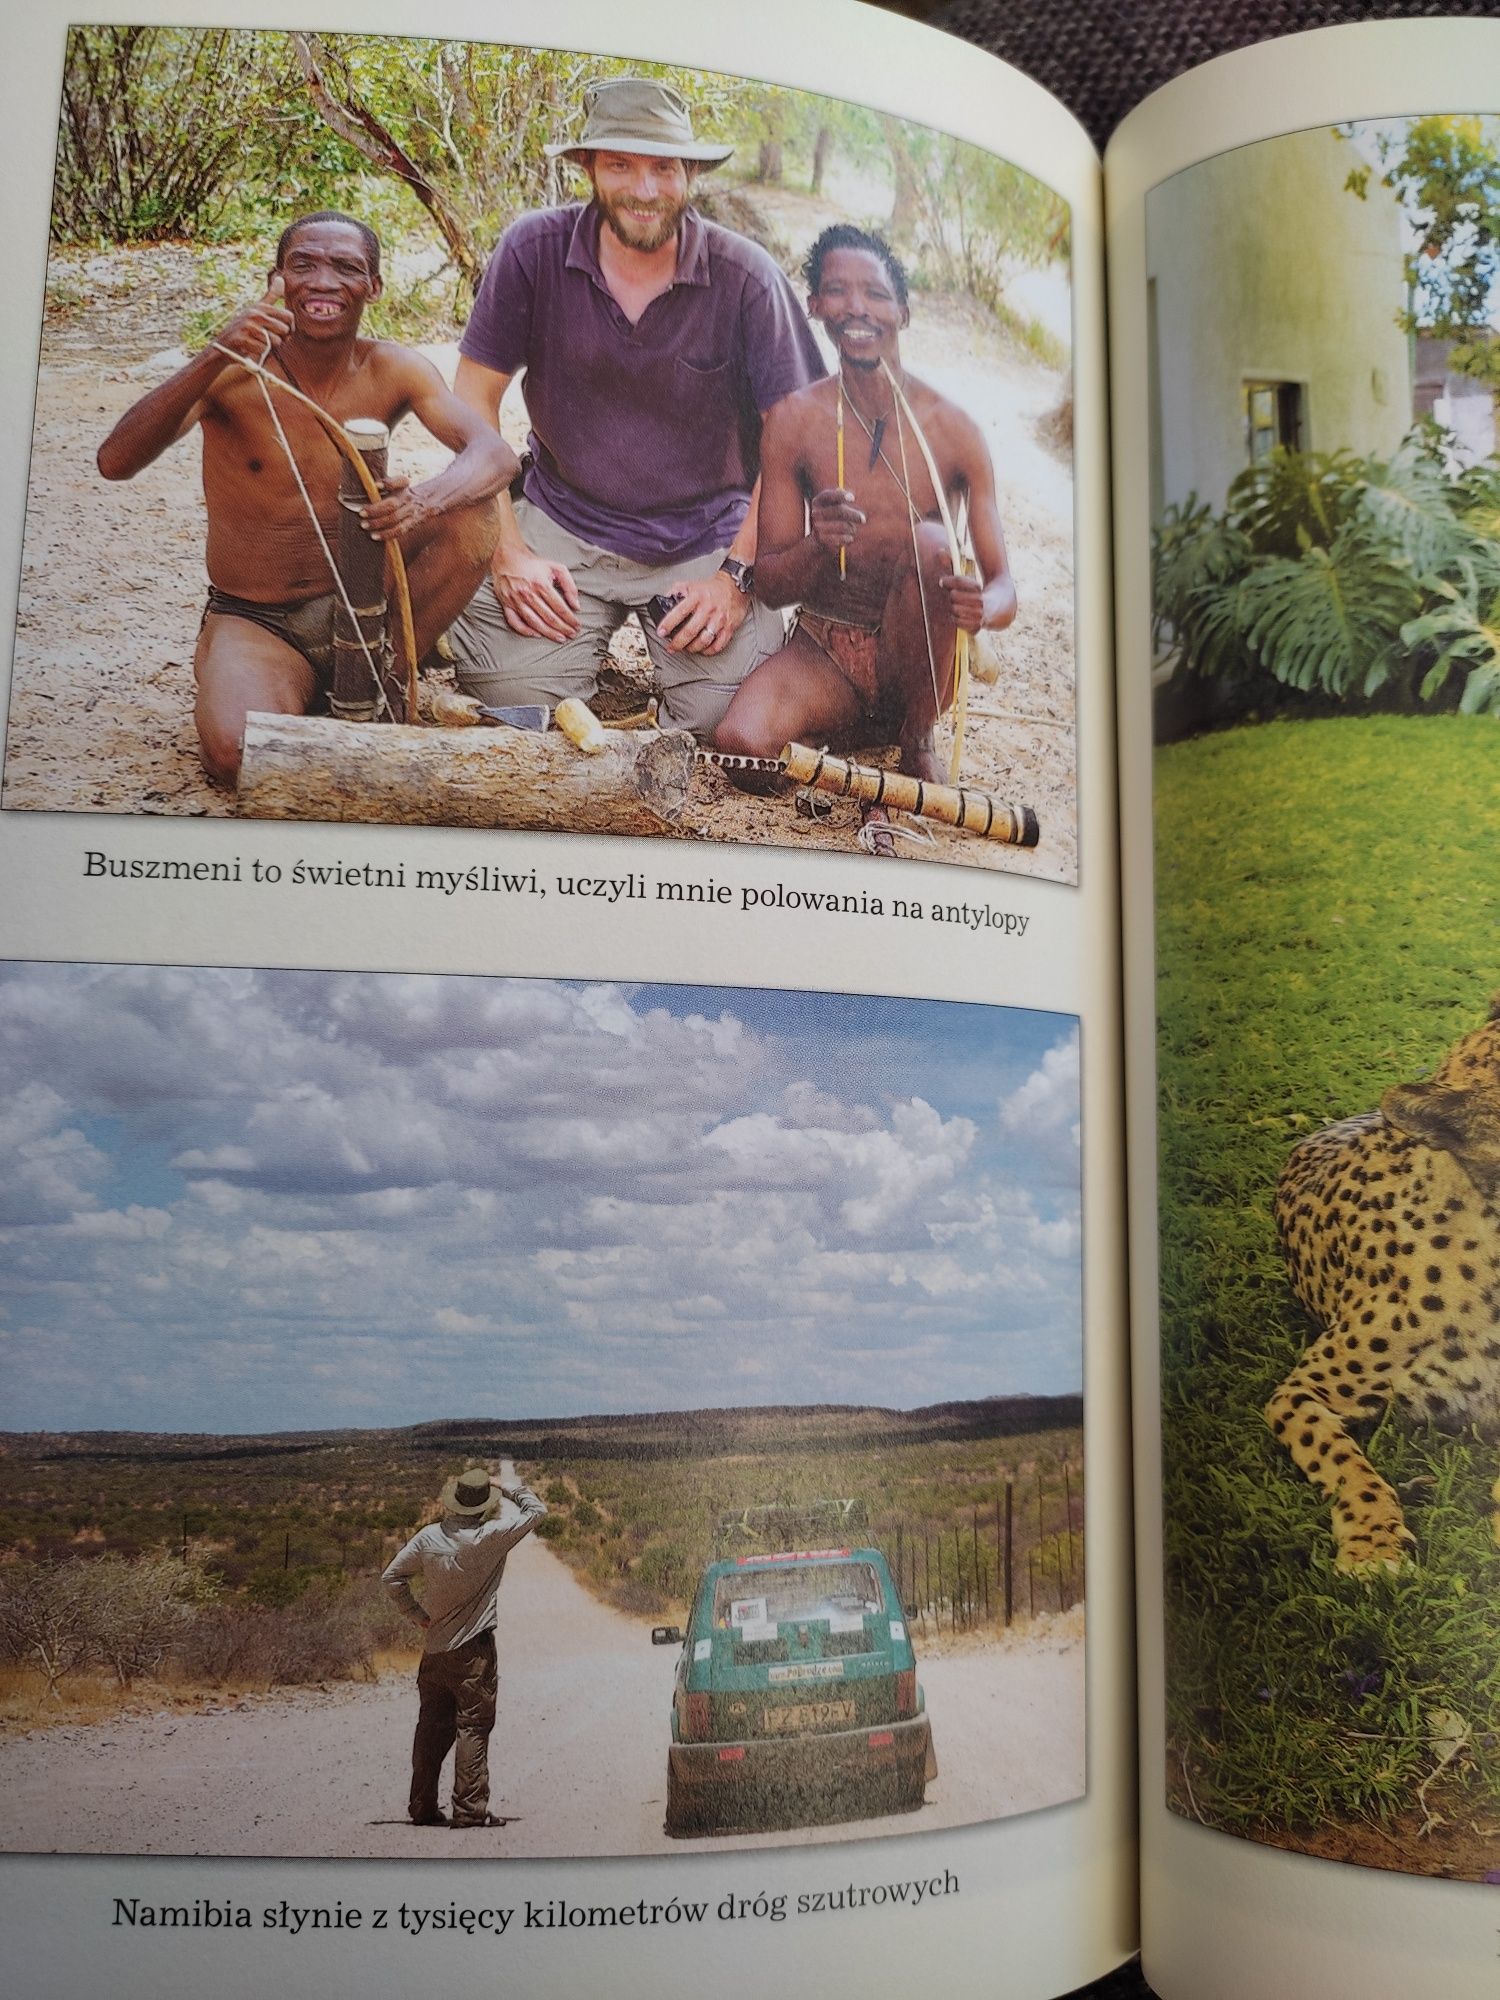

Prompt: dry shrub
xmin=174 ymin=1577 xmax=408 ymax=1687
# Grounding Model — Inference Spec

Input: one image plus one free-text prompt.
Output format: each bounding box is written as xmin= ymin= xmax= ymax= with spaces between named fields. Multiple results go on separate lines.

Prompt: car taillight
xmin=895 ymin=1669 xmax=917 ymax=1718
xmin=682 ymin=1691 xmax=711 ymax=1741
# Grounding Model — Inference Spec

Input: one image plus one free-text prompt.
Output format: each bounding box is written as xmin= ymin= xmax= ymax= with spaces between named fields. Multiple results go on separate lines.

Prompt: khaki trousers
xmin=409 ymin=1629 xmax=497 ymax=1826
xmin=447 ymin=499 xmax=785 ymax=740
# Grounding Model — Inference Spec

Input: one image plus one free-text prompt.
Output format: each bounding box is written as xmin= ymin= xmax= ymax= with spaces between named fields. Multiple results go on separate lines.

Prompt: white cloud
xmin=0 ymin=967 xmax=1082 ymax=1429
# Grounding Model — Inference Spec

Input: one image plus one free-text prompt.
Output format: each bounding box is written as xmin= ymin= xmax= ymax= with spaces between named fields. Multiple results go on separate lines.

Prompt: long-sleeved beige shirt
xmin=382 ymin=1482 xmax=546 ymax=1654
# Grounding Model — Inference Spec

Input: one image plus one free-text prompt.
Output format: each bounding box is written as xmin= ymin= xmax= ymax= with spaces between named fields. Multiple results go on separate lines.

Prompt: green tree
xmin=1347 ymin=115 xmax=1500 ymax=387
xmin=53 ymin=26 xmax=300 ymax=242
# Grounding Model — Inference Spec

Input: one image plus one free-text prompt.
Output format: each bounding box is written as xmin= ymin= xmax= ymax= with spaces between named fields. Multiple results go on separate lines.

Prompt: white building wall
xmin=1145 ymin=127 xmax=1412 ymax=522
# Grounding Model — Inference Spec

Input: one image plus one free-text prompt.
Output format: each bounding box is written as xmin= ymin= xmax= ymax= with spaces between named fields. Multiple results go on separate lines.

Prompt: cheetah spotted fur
xmin=1266 ymin=996 xmax=1500 ymax=1573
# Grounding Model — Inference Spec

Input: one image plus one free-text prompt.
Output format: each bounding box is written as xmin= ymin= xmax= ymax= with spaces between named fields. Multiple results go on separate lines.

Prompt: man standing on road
xmin=447 ymin=77 xmax=826 ymax=738
xmin=382 ymin=1463 xmax=545 ymax=1829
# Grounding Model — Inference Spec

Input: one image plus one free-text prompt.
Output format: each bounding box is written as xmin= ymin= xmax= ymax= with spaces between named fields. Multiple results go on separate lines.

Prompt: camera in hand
xmin=645 ymin=591 xmax=685 ymax=629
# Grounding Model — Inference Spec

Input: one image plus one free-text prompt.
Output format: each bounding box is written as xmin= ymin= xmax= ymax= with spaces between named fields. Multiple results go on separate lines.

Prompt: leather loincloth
xmin=202 ymin=586 xmax=340 ymax=688
xmin=795 ymin=606 xmax=886 ymax=714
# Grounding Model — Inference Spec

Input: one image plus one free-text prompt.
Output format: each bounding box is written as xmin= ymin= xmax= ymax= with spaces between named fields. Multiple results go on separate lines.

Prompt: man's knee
xmin=440 ymin=496 xmax=501 ymax=574
xmin=711 ymin=698 xmax=776 ymax=760
xmin=196 ymin=712 xmax=243 ymax=788
xmin=662 ymin=674 xmax=742 ymax=743
xmin=912 ymin=519 xmax=952 ymax=585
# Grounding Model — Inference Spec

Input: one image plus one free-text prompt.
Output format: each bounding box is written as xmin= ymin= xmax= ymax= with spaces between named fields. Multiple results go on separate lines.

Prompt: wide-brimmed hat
xmin=439 ymin=1465 xmax=501 ymax=1520
xmin=545 ymin=78 xmax=733 ymax=168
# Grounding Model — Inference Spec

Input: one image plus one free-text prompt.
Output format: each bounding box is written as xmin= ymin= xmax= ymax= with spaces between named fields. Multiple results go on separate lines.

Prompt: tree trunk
xmin=811 ymin=126 xmax=832 ymax=195
xmin=879 ymin=113 xmax=922 ymax=248
xmin=755 ymin=138 xmax=784 ymax=185
xmin=237 ymin=714 xmax=698 ymax=835
xmin=291 ymin=33 xmax=486 ymax=298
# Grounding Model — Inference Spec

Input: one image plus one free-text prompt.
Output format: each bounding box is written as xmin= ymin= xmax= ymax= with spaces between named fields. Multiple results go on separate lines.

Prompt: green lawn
xmin=1154 ymin=715 xmax=1500 ymax=1871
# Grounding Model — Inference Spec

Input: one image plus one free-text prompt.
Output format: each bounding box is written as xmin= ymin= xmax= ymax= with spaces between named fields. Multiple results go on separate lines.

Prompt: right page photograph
xmin=1145 ymin=107 xmax=1500 ymax=1886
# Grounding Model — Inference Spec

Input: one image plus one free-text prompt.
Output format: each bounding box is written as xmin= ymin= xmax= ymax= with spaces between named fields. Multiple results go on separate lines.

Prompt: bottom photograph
xmin=0 ymin=962 xmax=1085 ymax=1858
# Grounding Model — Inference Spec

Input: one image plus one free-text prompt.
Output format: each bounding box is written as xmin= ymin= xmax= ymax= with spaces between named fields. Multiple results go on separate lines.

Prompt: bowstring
xmin=887 ymin=386 xmax=947 ymax=734
xmin=211 ymin=337 xmax=390 ymax=715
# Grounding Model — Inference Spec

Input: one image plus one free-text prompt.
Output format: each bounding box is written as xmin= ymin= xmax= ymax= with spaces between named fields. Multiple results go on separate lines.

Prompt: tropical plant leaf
xmin=1151 ymin=498 xmax=1253 ymax=663
xmin=1355 ymin=437 xmax=1486 ymax=583
xmin=1237 ymin=526 xmax=1420 ymax=696
xmin=1227 ymin=448 xmax=1363 ymax=558
xmin=1400 ymin=589 xmax=1500 ymax=714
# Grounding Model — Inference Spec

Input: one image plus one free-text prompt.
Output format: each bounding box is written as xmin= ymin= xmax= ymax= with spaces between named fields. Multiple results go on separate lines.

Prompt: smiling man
xmin=446 ymin=79 xmax=825 ymax=738
xmin=714 ymin=225 xmax=1018 ymax=786
xmin=98 ymin=211 xmax=515 ymax=785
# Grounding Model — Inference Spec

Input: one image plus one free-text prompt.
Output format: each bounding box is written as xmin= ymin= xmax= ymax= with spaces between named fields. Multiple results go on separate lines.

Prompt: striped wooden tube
xmin=780 ymin=742 xmax=1039 ymax=848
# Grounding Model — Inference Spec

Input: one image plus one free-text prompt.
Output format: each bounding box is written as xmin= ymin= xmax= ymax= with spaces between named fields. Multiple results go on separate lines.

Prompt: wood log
xmin=237 ymin=714 xmax=697 ymax=833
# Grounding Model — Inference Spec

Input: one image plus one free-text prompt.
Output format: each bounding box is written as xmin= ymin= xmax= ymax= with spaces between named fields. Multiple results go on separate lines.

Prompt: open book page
xmin=1107 ymin=19 xmax=1500 ymax=1999
xmin=0 ymin=1 xmax=1132 ymax=1995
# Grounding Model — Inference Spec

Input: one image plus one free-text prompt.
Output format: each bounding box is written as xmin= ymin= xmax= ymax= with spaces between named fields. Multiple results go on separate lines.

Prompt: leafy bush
xmin=175 ymin=1576 xmax=408 ymax=1685
xmin=1153 ymin=434 xmax=1500 ymax=729
xmin=0 ymin=1553 xmax=216 ymax=1690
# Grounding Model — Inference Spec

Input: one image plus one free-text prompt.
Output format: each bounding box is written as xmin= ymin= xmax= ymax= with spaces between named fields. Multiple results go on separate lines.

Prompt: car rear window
xmin=713 ymin=1562 xmax=885 ymax=1631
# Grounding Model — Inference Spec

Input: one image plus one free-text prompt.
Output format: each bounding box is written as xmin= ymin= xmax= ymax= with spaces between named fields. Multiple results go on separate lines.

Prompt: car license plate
xmin=762 ymin=1700 xmax=856 ymax=1734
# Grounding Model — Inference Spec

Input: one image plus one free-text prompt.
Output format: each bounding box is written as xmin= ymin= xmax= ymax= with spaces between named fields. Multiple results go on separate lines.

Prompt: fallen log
xmin=237 ymin=713 xmax=697 ymax=834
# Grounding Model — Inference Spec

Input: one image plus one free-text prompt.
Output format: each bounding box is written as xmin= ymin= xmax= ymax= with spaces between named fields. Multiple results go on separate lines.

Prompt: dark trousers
xmin=409 ymin=1630 xmax=497 ymax=1825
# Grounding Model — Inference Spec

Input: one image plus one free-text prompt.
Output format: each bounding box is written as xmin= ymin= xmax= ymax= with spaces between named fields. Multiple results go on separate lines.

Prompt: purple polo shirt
xmin=460 ymin=202 xmax=825 ymax=565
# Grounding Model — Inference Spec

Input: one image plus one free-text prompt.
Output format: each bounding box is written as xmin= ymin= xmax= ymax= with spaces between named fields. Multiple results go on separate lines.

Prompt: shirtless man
xmin=714 ymin=225 xmax=1017 ymax=786
xmin=98 ymin=212 xmax=515 ymax=785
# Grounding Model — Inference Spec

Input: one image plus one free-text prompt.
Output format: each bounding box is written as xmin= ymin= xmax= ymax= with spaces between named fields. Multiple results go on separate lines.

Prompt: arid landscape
xmin=7 ymin=198 xmax=1077 ymax=879
xmin=0 ymin=1398 xmax=1085 ymax=1856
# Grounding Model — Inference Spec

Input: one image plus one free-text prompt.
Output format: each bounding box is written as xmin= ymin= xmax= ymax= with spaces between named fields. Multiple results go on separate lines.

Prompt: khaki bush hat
xmin=546 ymin=78 xmax=733 ymax=167
xmin=439 ymin=1465 xmax=501 ymax=1519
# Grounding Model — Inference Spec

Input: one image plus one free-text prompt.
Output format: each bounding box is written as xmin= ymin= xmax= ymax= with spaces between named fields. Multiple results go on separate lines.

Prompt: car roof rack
xmin=712 ymin=1498 xmax=869 ymax=1554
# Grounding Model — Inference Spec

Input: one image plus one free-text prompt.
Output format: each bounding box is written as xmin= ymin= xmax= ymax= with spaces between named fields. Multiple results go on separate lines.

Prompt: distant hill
xmin=2 ymin=1393 xmax=1083 ymax=1467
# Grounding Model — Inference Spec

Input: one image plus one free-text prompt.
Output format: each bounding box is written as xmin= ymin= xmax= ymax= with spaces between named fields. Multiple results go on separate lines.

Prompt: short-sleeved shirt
xmin=460 ymin=202 xmax=826 ymax=565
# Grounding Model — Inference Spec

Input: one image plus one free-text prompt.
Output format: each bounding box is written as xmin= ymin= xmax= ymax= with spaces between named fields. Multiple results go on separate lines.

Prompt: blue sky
xmin=0 ymin=965 xmax=1083 ymax=1434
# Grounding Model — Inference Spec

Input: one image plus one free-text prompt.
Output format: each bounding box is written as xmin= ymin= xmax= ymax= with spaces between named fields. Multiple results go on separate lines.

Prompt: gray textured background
xmin=878 ymin=0 xmax=1496 ymax=149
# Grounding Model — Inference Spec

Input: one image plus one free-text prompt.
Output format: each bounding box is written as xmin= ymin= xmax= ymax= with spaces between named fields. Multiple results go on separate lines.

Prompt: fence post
xmin=1064 ymin=1459 xmax=1077 ymax=1587
xmin=1003 ymin=1480 xmax=1014 ymax=1626
xmin=1028 ymin=1551 xmax=1036 ymax=1619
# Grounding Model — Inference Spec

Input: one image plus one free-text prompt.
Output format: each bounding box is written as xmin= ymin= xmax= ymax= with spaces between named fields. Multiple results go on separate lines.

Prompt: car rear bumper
xmin=669 ymin=1712 xmax=931 ymax=1797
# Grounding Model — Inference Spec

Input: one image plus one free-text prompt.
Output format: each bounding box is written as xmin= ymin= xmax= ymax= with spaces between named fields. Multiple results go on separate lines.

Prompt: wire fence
xmin=878 ymin=1460 xmax=1083 ymax=1634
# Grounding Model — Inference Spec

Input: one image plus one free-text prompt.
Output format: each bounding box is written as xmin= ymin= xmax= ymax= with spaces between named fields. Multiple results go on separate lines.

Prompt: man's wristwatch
xmin=718 ymin=555 xmax=755 ymax=595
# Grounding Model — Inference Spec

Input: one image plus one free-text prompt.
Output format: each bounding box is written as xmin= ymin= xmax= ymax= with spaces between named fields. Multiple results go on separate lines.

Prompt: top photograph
xmin=6 ymin=28 xmax=1077 ymax=880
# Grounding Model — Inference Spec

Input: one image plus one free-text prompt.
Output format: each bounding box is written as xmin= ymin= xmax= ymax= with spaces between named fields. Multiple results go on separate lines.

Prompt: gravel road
xmin=0 ymin=1535 xmax=1084 ymax=1860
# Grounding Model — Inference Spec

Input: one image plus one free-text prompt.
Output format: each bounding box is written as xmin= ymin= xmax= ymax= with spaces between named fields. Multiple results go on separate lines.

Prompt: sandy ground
xmin=4 ymin=238 xmax=1077 ymax=880
xmin=0 ymin=1534 xmax=1085 ymax=1860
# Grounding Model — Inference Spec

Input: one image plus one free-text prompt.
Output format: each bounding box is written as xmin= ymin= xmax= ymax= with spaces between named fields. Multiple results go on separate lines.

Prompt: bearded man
xmin=446 ymin=78 xmax=825 ymax=738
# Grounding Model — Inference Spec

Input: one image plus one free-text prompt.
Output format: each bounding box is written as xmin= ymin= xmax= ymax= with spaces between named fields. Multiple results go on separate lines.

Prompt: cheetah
xmin=1265 ymin=995 xmax=1500 ymax=1573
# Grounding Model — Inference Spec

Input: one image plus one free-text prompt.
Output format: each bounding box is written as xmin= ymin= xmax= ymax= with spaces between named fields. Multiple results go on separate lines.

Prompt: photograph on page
xmin=1145 ymin=112 xmax=1500 ymax=1880
xmin=4 ymin=26 xmax=1077 ymax=879
xmin=0 ymin=964 xmax=1087 ymax=1858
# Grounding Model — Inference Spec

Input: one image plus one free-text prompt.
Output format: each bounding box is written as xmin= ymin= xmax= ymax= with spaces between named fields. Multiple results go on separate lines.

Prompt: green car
xmin=653 ymin=1538 xmax=935 ymax=1837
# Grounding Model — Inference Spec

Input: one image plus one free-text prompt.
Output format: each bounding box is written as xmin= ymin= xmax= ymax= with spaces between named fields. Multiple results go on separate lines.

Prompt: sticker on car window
xmin=693 ymin=1638 xmax=712 ymax=1663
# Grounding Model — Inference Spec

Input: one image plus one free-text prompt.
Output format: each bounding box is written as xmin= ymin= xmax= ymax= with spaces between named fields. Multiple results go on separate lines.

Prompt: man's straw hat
xmin=546 ymin=78 xmax=733 ymax=168
xmin=439 ymin=1465 xmax=501 ymax=1520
